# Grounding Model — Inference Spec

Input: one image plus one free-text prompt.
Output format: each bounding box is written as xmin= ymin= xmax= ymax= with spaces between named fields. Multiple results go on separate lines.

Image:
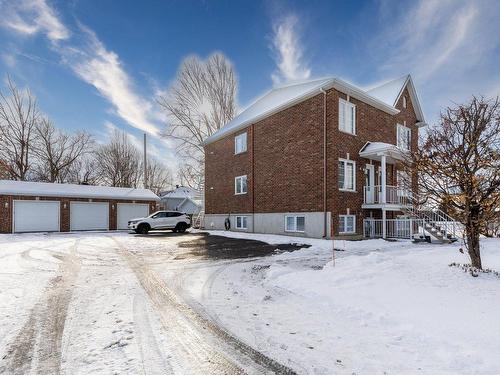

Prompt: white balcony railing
xmin=363 ymin=185 xmax=412 ymax=206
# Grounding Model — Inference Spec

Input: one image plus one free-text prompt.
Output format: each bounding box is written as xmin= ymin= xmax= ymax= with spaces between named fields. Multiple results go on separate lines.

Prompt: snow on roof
xmin=366 ymin=75 xmax=409 ymax=107
xmin=0 ymin=180 xmax=160 ymax=201
xmin=205 ymin=78 xmax=332 ymax=145
xmin=204 ymin=76 xmax=407 ymax=145
xmin=161 ymin=186 xmax=200 ymax=199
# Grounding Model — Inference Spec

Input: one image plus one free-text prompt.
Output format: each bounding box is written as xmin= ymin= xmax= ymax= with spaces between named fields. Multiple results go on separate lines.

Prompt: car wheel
xmin=137 ymin=224 xmax=150 ymax=234
xmin=176 ymin=222 xmax=187 ymax=233
xmin=172 ymin=228 xmax=178 ymax=233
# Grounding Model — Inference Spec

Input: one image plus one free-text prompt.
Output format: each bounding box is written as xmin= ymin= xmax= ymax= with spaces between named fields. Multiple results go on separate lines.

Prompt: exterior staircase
xmin=403 ymin=195 xmax=459 ymax=244
xmin=192 ymin=210 xmax=205 ymax=229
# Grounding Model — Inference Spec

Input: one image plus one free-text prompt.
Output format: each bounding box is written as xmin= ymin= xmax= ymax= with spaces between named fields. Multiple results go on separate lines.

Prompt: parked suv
xmin=128 ymin=211 xmax=191 ymax=234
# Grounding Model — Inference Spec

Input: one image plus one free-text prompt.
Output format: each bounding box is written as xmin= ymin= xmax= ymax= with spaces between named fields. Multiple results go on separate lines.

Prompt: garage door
xmin=117 ymin=203 xmax=150 ymax=230
xmin=70 ymin=202 xmax=109 ymax=231
xmin=13 ymin=200 xmax=60 ymax=233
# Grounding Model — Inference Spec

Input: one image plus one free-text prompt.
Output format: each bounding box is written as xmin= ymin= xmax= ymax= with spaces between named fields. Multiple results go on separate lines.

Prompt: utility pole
xmin=143 ymin=133 xmax=147 ymax=189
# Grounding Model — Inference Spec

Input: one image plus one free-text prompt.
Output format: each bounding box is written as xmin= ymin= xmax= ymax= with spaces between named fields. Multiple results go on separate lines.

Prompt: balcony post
xmin=381 ymin=154 xmax=387 ymax=204
xmin=382 ymin=208 xmax=387 ymax=239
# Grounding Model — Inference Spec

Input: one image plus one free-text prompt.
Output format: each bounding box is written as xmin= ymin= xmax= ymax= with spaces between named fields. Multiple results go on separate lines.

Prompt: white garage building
xmin=0 ymin=180 xmax=159 ymax=233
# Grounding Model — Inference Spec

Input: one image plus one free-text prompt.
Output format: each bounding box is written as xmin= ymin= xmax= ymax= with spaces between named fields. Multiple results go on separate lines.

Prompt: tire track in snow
xmin=0 ymin=240 xmax=81 ymax=375
xmin=113 ymin=237 xmax=297 ymax=374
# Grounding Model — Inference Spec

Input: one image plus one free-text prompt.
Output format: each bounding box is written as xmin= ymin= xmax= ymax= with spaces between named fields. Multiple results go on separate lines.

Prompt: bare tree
xmin=96 ymin=129 xmax=142 ymax=188
xmin=63 ymin=154 xmax=102 ymax=185
xmin=414 ymin=96 xmax=500 ymax=269
xmin=33 ymin=117 xmax=93 ymax=182
xmin=0 ymin=78 xmax=39 ymax=180
xmin=158 ymin=53 xmax=237 ymax=189
xmin=145 ymin=157 xmax=173 ymax=195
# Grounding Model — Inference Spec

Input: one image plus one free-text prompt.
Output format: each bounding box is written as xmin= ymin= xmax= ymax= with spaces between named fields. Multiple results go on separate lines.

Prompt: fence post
xmin=409 ymin=217 xmax=413 ymax=239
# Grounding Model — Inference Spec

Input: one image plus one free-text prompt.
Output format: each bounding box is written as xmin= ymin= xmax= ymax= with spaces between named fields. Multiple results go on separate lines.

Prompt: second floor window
xmin=235 ymin=132 xmax=247 ymax=154
xmin=397 ymin=124 xmax=411 ymax=151
xmin=235 ymin=175 xmax=247 ymax=195
xmin=339 ymin=98 xmax=356 ymax=135
xmin=338 ymin=159 xmax=356 ymax=191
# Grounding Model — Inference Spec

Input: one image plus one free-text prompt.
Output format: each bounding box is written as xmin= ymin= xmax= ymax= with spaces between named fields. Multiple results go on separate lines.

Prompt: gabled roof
xmin=0 ymin=180 xmax=160 ymax=201
xmin=359 ymin=141 xmax=407 ymax=162
xmin=204 ymin=77 xmax=403 ymax=145
xmin=367 ymin=74 xmax=425 ymax=123
xmin=161 ymin=186 xmax=200 ymax=199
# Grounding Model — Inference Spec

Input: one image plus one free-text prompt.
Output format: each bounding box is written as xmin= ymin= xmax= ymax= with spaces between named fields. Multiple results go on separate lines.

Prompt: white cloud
xmin=60 ymin=26 xmax=160 ymax=135
xmin=0 ymin=0 xmax=70 ymax=41
xmin=270 ymin=14 xmax=311 ymax=85
xmin=0 ymin=0 xmax=161 ymax=136
xmin=370 ymin=0 xmax=500 ymax=122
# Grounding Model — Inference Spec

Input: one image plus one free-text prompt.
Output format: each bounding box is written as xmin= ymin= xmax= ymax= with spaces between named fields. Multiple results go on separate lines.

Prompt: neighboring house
xmin=0 ymin=180 xmax=159 ymax=233
xmin=204 ymin=75 xmax=457 ymax=241
xmin=161 ymin=185 xmax=202 ymax=215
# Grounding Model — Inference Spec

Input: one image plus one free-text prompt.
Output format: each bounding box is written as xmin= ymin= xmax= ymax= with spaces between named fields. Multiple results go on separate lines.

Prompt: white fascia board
xmin=394 ymin=75 xmax=425 ymax=123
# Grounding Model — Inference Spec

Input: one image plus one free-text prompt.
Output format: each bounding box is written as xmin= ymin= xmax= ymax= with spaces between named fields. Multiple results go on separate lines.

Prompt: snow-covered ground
xmin=1 ymin=231 xmax=499 ymax=374
xmin=183 ymin=230 xmax=500 ymax=375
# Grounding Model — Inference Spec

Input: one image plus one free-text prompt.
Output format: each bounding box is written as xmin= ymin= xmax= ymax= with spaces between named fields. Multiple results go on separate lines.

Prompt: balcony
xmin=363 ymin=185 xmax=412 ymax=207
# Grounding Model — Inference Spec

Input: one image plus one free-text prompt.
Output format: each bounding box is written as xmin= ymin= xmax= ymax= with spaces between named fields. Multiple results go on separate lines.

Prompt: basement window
xmin=235 ymin=132 xmax=247 ymax=154
xmin=235 ymin=175 xmax=248 ymax=195
xmin=339 ymin=215 xmax=356 ymax=234
xmin=235 ymin=216 xmax=248 ymax=230
xmin=285 ymin=215 xmax=305 ymax=233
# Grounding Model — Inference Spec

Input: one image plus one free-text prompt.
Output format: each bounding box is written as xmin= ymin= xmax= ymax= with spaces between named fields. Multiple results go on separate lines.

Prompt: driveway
xmin=0 ymin=231 xmax=302 ymax=374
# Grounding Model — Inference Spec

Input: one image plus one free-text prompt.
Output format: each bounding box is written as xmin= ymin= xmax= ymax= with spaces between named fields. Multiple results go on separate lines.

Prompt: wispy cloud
xmin=0 ymin=0 xmax=160 ymax=136
xmin=59 ymin=26 xmax=160 ymax=135
xmin=270 ymin=14 xmax=311 ymax=85
xmin=370 ymin=0 xmax=500 ymax=121
xmin=0 ymin=0 xmax=70 ymax=41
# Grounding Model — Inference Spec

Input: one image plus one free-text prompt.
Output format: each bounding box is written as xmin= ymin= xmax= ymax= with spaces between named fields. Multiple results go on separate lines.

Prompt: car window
xmin=152 ymin=212 xmax=167 ymax=218
xmin=171 ymin=212 xmax=183 ymax=217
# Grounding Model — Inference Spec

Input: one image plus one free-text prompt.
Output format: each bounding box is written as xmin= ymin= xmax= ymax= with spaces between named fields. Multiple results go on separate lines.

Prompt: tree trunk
xmin=466 ymin=207 xmax=482 ymax=269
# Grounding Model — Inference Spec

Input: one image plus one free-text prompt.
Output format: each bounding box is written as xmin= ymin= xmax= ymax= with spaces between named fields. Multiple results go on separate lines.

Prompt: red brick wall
xmin=205 ymin=84 xmax=420 ymax=236
xmin=0 ymin=195 xmax=157 ymax=233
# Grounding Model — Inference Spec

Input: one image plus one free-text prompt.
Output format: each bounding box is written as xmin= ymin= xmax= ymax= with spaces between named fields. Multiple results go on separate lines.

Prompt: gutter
xmin=320 ymin=87 xmax=328 ymax=238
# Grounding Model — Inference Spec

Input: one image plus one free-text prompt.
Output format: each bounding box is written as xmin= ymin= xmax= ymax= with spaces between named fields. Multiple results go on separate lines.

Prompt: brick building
xmin=203 ymin=75 xmax=429 ymax=239
xmin=0 ymin=180 xmax=159 ymax=233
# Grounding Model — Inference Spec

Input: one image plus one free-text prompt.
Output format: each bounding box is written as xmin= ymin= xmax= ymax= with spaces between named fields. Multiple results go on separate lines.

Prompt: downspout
xmin=320 ymin=87 xmax=327 ymax=238
xmin=251 ymin=123 xmax=255 ymax=233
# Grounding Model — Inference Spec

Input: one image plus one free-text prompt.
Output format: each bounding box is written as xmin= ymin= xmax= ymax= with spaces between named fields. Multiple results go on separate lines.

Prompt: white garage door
xmin=70 ymin=202 xmax=109 ymax=231
xmin=13 ymin=200 xmax=60 ymax=233
xmin=117 ymin=203 xmax=150 ymax=230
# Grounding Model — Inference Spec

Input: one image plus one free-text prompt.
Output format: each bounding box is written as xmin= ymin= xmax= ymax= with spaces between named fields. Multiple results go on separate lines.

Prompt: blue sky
xmin=1 ymin=0 xmax=499 ymax=174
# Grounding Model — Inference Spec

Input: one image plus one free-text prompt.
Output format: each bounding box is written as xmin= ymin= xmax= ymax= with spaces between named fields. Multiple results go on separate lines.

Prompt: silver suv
xmin=128 ymin=211 xmax=191 ymax=234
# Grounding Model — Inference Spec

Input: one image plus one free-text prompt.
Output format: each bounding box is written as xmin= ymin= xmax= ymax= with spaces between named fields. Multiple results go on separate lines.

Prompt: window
xmin=403 ymin=96 xmax=407 ymax=108
xmin=339 ymin=98 xmax=356 ymax=134
xmin=338 ymin=159 xmax=356 ymax=191
xmin=339 ymin=215 xmax=356 ymax=234
xmin=234 ymin=132 xmax=247 ymax=154
xmin=235 ymin=216 xmax=248 ymax=229
xmin=397 ymin=124 xmax=411 ymax=151
xmin=235 ymin=175 xmax=248 ymax=195
xmin=285 ymin=215 xmax=305 ymax=232
xmin=397 ymin=170 xmax=411 ymax=197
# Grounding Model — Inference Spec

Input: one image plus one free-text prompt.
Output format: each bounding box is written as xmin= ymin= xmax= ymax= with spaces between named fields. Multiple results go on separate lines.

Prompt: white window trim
xmin=234 ymin=175 xmax=248 ymax=195
xmin=338 ymin=158 xmax=357 ymax=192
xmin=397 ymin=124 xmax=411 ymax=151
xmin=339 ymin=215 xmax=356 ymax=234
xmin=338 ymin=98 xmax=356 ymax=135
xmin=284 ymin=215 xmax=305 ymax=233
xmin=234 ymin=132 xmax=247 ymax=155
xmin=235 ymin=216 xmax=248 ymax=230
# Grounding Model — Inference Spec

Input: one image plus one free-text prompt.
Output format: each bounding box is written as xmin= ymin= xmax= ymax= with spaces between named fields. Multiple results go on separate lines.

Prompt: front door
xmin=365 ymin=164 xmax=375 ymax=203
